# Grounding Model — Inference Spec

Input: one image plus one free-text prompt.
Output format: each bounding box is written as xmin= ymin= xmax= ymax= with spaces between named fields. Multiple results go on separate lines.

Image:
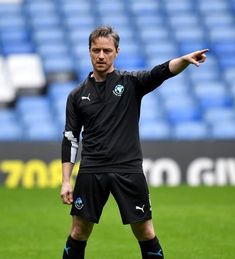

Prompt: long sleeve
xmin=61 ymin=91 xmax=83 ymax=163
xmin=134 ymin=60 xmax=175 ymax=96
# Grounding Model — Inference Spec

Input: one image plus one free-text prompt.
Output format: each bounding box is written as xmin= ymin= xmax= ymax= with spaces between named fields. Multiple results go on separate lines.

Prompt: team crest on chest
xmin=113 ymin=84 xmax=124 ymax=96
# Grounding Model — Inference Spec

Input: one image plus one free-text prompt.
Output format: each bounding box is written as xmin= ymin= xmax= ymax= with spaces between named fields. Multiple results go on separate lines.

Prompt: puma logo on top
xmin=81 ymin=93 xmax=91 ymax=101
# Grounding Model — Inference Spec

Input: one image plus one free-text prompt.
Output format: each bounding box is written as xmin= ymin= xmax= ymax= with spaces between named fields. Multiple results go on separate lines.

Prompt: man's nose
xmin=98 ymin=50 xmax=104 ymax=59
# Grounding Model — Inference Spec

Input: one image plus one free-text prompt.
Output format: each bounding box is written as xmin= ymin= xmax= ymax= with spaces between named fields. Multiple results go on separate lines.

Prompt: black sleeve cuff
xmin=151 ymin=60 xmax=176 ymax=81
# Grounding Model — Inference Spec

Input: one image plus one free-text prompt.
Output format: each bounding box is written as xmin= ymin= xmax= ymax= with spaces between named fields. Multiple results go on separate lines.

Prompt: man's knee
xmin=70 ymin=216 xmax=94 ymax=241
xmin=131 ymin=219 xmax=156 ymax=241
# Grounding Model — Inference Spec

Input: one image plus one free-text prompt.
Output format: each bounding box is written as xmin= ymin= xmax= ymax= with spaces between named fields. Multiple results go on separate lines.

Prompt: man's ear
xmin=116 ymin=47 xmax=120 ymax=57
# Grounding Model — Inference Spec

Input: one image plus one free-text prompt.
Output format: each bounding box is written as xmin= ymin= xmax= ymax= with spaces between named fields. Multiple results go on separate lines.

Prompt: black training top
xmin=62 ymin=61 xmax=175 ymax=173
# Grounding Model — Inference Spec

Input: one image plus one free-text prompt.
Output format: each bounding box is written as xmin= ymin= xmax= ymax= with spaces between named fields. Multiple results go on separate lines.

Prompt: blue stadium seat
xmin=16 ymin=96 xmax=50 ymax=115
xmin=0 ymin=121 xmax=22 ymax=141
xmin=147 ymin=54 xmax=176 ymax=68
xmin=0 ymin=16 xmax=26 ymax=30
xmin=209 ymin=26 xmax=235 ymax=41
xmin=198 ymin=1 xmax=229 ymax=13
xmin=20 ymin=114 xmax=54 ymax=136
xmin=188 ymin=68 xmax=220 ymax=82
xmin=100 ymin=15 xmax=129 ymax=28
xmin=224 ymin=68 xmax=235 ymax=83
xmin=48 ymin=82 xmax=76 ymax=124
xmin=68 ymin=28 xmax=92 ymax=44
xmin=2 ymin=42 xmax=34 ymax=55
xmin=61 ymin=1 xmax=91 ymax=15
xmin=115 ymin=54 xmax=146 ymax=70
xmin=167 ymin=105 xmax=202 ymax=123
xmin=74 ymin=57 xmax=92 ymax=79
xmin=168 ymin=14 xmax=199 ymax=28
xmin=96 ymin=1 xmax=125 ymax=12
xmin=15 ymin=95 xmax=59 ymax=140
xmin=33 ymin=28 xmax=65 ymax=44
xmin=230 ymin=0 xmax=235 ymax=11
xmin=213 ymin=41 xmax=235 ymax=57
xmin=24 ymin=1 xmax=57 ymax=15
xmin=204 ymin=13 xmax=234 ymax=28
xmin=129 ymin=0 xmax=160 ymax=15
xmin=164 ymin=0 xmax=194 ymax=13
xmin=25 ymin=122 xmax=60 ymax=141
xmin=37 ymin=43 xmax=69 ymax=59
xmin=43 ymin=55 xmax=75 ymax=73
xmin=141 ymin=92 xmax=160 ymax=108
xmin=140 ymin=121 xmax=171 ymax=140
xmin=29 ymin=15 xmax=60 ymax=29
xmin=139 ymin=27 xmax=170 ymax=42
xmin=63 ymin=15 xmax=95 ymax=29
xmin=160 ymin=72 xmax=188 ymax=88
xmin=194 ymin=83 xmax=233 ymax=108
xmin=144 ymin=41 xmax=178 ymax=58
xmin=118 ymin=41 xmax=140 ymax=56
xmin=0 ymin=3 xmax=22 ymax=16
xmin=164 ymin=95 xmax=195 ymax=110
xmin=0 ymin=109 xmax=17 ymax=123
xmin=140 ymin=107 xmax=164 ymax=122
xmin=164 ymin=96 xmax=202 ymax=123
xmin=158 ymin=84 xmax=188 ymax=99
xmin=71 ymin=44 xmax=90 ymax=61
xmin=194 ymin=81 xmax=227 ymax=94
xmin=173 ymin=121 xmax=208 ymax=140
xmin=219 ymin=56 xmax=235 ymax=68
xmin=135 ymin=15 xmax=164 ymax=27
xmin=204 ymin=107 xmax=235 ymax=124
xmin=211 ymin=121 xmax=235 ymax=139
xmin=53 ymin=97 xmax=67 ymax=129
xmin=174 ymin=26 xmax=205 ymax=42
xmin=48 ymin=82 xmax=76 ymax=101
xmin=199 ymin=95 xmax=233 ymax=109
xmin=0 ymin=30 xmax=29 ymax=44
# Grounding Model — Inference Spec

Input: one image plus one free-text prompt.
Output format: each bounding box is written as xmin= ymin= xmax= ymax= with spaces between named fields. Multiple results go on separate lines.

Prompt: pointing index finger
xmin=198 ymin=49 xmax=209 ymax=54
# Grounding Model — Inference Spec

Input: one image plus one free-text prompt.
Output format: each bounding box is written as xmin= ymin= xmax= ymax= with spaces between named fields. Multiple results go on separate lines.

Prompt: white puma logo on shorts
xmin=136 ymin=205 xmax=145 ymax=213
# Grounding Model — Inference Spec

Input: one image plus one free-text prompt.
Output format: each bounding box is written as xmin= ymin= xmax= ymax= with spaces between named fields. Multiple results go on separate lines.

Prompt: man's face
xmin=89 ymin=36 xmax=119 ymax=74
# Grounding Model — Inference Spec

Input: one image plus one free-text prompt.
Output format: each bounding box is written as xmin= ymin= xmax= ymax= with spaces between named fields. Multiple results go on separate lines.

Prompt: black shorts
xmin=70 ymin=172 xmax=152 ymax=225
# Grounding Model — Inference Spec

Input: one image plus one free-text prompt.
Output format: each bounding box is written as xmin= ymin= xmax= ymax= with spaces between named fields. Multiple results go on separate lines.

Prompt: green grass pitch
xmin=0 ymin=186 xmax=235 ymax=259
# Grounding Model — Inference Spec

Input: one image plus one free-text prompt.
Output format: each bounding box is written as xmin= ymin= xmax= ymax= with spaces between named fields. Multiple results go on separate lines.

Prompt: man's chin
xmin=95 ymin=66 xmax=108 ymax=73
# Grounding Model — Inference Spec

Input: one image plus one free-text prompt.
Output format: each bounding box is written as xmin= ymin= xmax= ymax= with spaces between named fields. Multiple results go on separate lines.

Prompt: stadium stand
xmin=0 ymin=0 xmax=235 ymax=140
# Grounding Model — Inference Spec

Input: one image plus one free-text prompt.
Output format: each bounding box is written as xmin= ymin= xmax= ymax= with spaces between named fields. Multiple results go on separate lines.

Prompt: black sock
xmin=63 ymin=236 xmax=87 ymax=259
xmin=139 ymin=236 xmax=164 ymax=258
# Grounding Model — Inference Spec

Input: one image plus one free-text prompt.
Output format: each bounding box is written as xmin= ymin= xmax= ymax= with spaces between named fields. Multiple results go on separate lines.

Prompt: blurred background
xmin=0 ymin=0 xmax=235 ymax=141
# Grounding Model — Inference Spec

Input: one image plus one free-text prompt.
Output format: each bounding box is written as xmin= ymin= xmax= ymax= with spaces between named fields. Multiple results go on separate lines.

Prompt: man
xmin=60 ymin=25 xmax=208 ymax=259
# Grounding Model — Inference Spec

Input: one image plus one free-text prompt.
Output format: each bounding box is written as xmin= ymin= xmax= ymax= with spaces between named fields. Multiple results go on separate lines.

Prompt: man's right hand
xmin=60 ymin=182 xmax=73 ymax=205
